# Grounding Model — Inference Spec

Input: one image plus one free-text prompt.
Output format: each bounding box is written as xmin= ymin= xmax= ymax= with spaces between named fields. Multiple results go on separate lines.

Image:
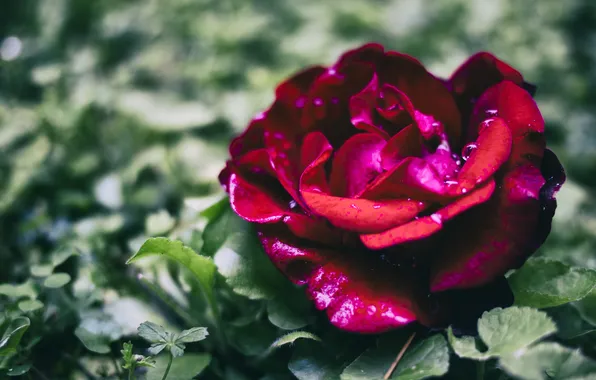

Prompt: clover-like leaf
xmin=17 ymin=299 xmax=44 ymax=313
xmin=148 ymin=343 xmax=167 ymax=356
xmin=30 ymin=264 xmax=53 ymax=277
xmin=0 ymin=281 xmax=37 ymax=299
xmin=175 ymin=326 xmax=208 ymax=343
xmin=170 ymin=343 xmax=185 ymax=358
xmin=340 ymin=333 xmax=449 ymax=380
xmin=508 ymin=258 xmax=596 ymax=308
xmin=448 ymin=307 xmax=557 ymax=361
xmin=500 ymin=342 xmax=596 ymax=380
xmin=0 ymin=317 xmax=30 ymax=356
xmin=138 ymin=321 xmax=168 ymax=343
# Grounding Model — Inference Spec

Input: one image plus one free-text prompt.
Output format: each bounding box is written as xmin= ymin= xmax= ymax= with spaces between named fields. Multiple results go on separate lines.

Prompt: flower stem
xmin=128 ymin=368 xmax=133 ymax=380
xmin=384 ymin=331 xmax=416 ymax=380
xmin=161 ymin=352 xmax=174 ymax=380
xmin=476 ymin=360 xmax=485 ymax=380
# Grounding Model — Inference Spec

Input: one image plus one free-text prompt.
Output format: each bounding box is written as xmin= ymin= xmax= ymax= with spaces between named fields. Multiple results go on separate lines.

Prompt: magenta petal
xmin=228 ymin=169 xmax=287 ymax=223
xmin=329 ymin=133 xmax=386 ymax=197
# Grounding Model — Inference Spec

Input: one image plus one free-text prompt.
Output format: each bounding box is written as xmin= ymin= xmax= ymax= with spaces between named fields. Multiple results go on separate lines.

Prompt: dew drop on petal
xmin=430 ymin=213 xmax=443 ymax=225
xmin=461 ymin=143 xmax=478 ymax=161
xmin=367 ymin=305 xmax=377 ymax=315
xmin=445 ymin=180 xmax=459 ymax=187
xmin=295 ymin=97 xmax=306 ymax=108
xmin=314 ymin=98 xmax=324 ymax=107
xmin=485 ymin=109 xmax=498 ymax=117
xmin=373 ymin=204 xmax=382 ymax=209
xmin=461 ymin=187 xmax=468 ymax=194
xmin=288 ymin=200 xmax=298 ymax=210
xmin=350 ymin=203 xmax=358 ymax=209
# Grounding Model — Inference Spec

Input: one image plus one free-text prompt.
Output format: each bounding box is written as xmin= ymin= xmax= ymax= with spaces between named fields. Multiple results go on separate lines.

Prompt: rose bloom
xmin=219 ymin=44 xmax=565 ymax=333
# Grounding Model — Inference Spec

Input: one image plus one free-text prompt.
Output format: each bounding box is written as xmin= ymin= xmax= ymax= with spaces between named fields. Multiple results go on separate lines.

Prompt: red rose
xmin=219 ymin=44 xmax=565 ymax=333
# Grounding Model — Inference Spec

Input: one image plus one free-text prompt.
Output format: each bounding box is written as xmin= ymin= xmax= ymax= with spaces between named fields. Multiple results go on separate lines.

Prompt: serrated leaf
xmin=200 ymin=198 xmax=245 ymax=257
xmin=267 ymin=289 xmax=312 ymax=330
xmin=121 ymin=341 xmax=134 ymax=369
xmin=574 ymin=288 xmax=596 ymax=326
xmin=175 ymin=327 xmax=208 ymax=343
xmin=43 ymin=272 xmax=71 ymax=288
xmin=127 ymin=237 xmax=216 ymax=306
xmin=508 ymin=258 xmax=596 ymax=308
xmin=138 ymin=321 xmax=168 ymax=343
xmin=448 ymin=307 xmax=557 ymax=360
xmin=146 ymin=353 xmax=211 ymax=380
xmin=548 ymin=305 xmax=596 ymax=339
xmin=30 ymin=264 xmax=54 ymax=277
xmin=75 ymin=327 xmax=111 ymax=354
xmin=230 ymin=321 xmax=278 ymax=356
xmin=0 ymin=281 xmax=37 ymax=299
xmin=0 ymin=317 xmax=30 ymax=356
xmin=500 ymin=342 xmax=596 ymax=380
xmin=17 ymin=299 xmax=44 ymax=312
xmin=213 ymin=215 xmax=288 ymax=300
xmin=148 ymin=343 xmax=167 ymax=356
xmin=265 ymin=331 xmax=321 ymax=357
xmin=340 ymin=333 xmax=449 ymax=380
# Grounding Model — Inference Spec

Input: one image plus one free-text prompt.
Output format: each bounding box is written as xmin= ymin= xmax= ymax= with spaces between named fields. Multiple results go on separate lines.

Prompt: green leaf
xmin=263 ymin=331 xmax=321 ymax=357
xmin=175 ymin=326 xmax=208 ymax=343
xmin=146 ymin=353 xmax=211 ymax=380
xmin=267 ymin=289 xmax=312 ymax=330
xmin=75 ymin=327 xmax=111 ymax=354
xmin=547 ymin=305 xmax=596 ymax=339
xmin=340 ymin=333 xmax=449 ymax=380
xmin=0 ymin=281 xmax=37 ymax=299
xmin=574 ymin=287 xmax=596 ymax=326
xmin=508 ymin=258 xmax=596 ymax=308
xmin=30 ymin=264 xmax=54 ymax=277
xmin=17 ymin=299 xmax=44 ymax=312
xmin=127 ymin=237 xmax=216 ymax=305
xmin=230 ymin=321 xmax=278 ymax=356
xmin=289 ymin=340 xmax=346 ymax=380
xmin=0 ymin=317 xmax=30 ymax=356
xmin=122 ymin=341 xmax=155 ymax=370
xmin=145 ymin=209 xmax=176 ymax=235
xmin=138 ymin=321 xmax=168 ymax=343
xmin=51 ymin=246 xmax=79 ymax=267
xmin=6 ymin=363 xmax=31 ymax=376
xmin=43 ymin=272 xmax=71 ymax=288
xmin=213 ymin=218 xmax=288 ymax=300
xmin=170 ymin=343 xmax=185 ymax=358
xmin=200 ymin=198 xmax=245 ymax=257
xmin=500 ymin=342 xmax=596 ymax=380
xmin=448 ymin=307 xmax=557 ymax=360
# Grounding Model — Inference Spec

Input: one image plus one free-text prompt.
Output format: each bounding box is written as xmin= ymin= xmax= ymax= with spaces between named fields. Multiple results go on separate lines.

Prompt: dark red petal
xmin=349 ymin=73 xmax=380 ymax=130
xmin=283 ymin=213 xmax=344 ymax=246
xmin=379 ymin=53 xmax=461 ymax=147
xmin=258 ymin=226 xmax=425 ymax=333
xmin=469 ymin=81 xmax=546 ymax=171
xmin=329 ymin=133 xmax=386 ymax=197
xmin=359 ymin=157 xmax=447 ymax=201
xmin=275 ymin=66 xmax=326 ymax=108
xmin=335 ymin=43 xmax=385 ymax=69
xmin=380 ymin=124 xmax=423 ymax=170
xmin=449 ymin=52 xmax=523 ymax=101
xmin=228 ymin=169 xmax=287 ymax=223
xmin=229 ymin=118 xmax=265 ymax=158
xmin=452 ymin=117 xmax=512 ymax=195
xmin=430 ymin=165 xmax=545 ymax=292
xmin=361 ymin=180 xmax=496 ymax=249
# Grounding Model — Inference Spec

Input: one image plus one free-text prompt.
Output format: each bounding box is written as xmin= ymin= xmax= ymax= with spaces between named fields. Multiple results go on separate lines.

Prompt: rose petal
xmin=359 ymin=157 xmax=447 ymax=201
xmin=361 ymin=180 xmax=496 ymax=249
xmin=430 ymin=165 xmax=546 ymax=292
xmin=258 ymin=226 xmax=425 ymax=333
xmin=449 ymin=52 xmax=523 ymax=102
xmin=380 ymin=124 xmax=423 ymax=170
xmin=275 ymin=66 xmax=326 ymax=108
xmin=452 ymin=117 xmax=512 ymax=194
xmin=379 ymin=53 xmax=461 ymax=147
xmin=335 ymin=43 xmax=385 ymax=69
xmin=469 ymin=81 xmax=546 ymax=171
xmin=329 ymin=133 xmax=386 ymax=197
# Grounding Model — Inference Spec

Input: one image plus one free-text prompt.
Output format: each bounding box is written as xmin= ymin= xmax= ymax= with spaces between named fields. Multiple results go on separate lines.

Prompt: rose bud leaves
xmin=219 ymin=44 xmax=565 ymax=334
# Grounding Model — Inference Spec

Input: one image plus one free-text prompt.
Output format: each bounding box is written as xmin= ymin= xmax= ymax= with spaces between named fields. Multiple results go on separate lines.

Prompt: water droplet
xmin=373 ymin=204 xmax=382 ymax=209
xmin=295 ymin=97 xmax=306 ymax=108
xmin=288 ymin=200 xmax=298 ymax=210
xmin=328 ymin=68 xmax=337 ymax=75
xmin=407 ymin=197 xmax=412 ymax=201
xmin=350 ymin=203 xmax=359 ymax=209
xmin=314 ymin=98 xmax=324 ymax=106
xmin=461 ymin=143 xmax=478 ymax=161
xmin=430 ymin=213 xmax=443 ymax=224
xmin=445 ymin=180 xmax=458 ymax=186
xmin=417 ymin=201 xmax=424 ymax=207
xmin=486 ymin=109 xmax=498 ymax=117
xmin=254 ymin=112 xmax=266 ymax=120
xmin=367 ymin=305 xmax=377 ymax=315
xmin=461 ymin=187 xmax=468 ymax=194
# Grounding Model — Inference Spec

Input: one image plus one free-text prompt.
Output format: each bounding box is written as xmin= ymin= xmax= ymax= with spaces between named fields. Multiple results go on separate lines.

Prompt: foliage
xmin=1 ymin=0 xmax=596 ymax=378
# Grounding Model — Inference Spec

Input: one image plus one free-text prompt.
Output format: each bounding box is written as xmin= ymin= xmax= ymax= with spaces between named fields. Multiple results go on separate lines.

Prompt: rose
xmin=219 ymin=44 xmax=565 ymax=333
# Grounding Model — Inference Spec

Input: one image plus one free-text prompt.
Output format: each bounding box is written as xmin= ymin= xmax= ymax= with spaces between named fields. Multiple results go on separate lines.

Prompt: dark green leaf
xmin=43 ymin=272 xmax=71 ymax=288
xmin=289 ymin=340 xmax=346 ymax=380
xmin=267 ymin=289 xmax=312 ymax=330
xmin=448 ymin=307 xmax=557 ymax=360
xmin=30 ymin=264 xmax=53 ymax=277
xmin=500 ymin=342 xmax=596 ymax=380
xmin=74 ymin=327 xmax=111 ymax=354
xmin=7 ymin=363 xmax=31 ymax=376
xmin=574 ymin=287 xmax=596 ymax=326
xmin=146 ymin=353 xmax=211 ymax=380
xmin=0 ymin=281 xmax=36 ymax=299
xmin=200 ymin=198 xmax=245 ymax=257
xmin=175 ymin=326 xmax=208 ymax=343
xmin=547 ymin=305 xmax=596 ymax=339
xmin=230 ymin=321 xmax=278 ymax=356
xmin=0 ymin=317 xmax=30 ymax=356
xmin=508 ymin=258 xmax=596 ymax=308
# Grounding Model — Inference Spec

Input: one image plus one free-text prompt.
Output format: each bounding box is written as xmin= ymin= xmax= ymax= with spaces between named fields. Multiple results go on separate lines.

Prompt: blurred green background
xmin=2 ymin=0 xmax=596 ymax=378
